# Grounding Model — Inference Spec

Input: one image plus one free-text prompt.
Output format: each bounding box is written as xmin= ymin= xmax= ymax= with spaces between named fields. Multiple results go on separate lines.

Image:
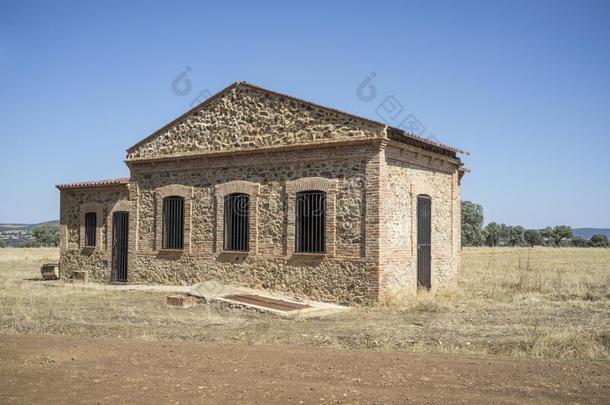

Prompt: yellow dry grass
xmin=0 ymin=247 xmax=608 ymax=361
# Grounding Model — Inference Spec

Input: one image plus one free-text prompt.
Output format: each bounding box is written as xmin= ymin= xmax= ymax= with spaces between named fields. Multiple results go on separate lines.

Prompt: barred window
xmin=84 ymin=212 xmax=97 ymax=247
xmin=224 ymin=193 xmax=250 ymax=252
xmin=162 ymin=196 xmax=184 ymax=249
xmin=295 ymin=191 xmax=326 ymax=253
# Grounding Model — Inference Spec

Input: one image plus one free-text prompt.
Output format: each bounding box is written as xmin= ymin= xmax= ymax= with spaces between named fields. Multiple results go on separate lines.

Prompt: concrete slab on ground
xmin=188 ymin=280 xmax=349 ymax=318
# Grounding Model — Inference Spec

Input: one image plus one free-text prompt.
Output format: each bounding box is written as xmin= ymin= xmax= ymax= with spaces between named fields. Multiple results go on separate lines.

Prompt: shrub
xmin=32 ymin=224 xmax=59 ymax=247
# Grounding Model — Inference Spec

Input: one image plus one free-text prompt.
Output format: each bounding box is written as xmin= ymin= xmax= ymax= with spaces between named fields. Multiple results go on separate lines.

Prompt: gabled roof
xmin=127 ymin=81 xmax=468 ymax=157
xmin=56 ymin=177 xmax=130 ymax=190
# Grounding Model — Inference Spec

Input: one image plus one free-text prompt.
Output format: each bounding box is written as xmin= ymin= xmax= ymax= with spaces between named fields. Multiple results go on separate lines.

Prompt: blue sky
xmin=1 ymin=0 xmax=609 ymax=227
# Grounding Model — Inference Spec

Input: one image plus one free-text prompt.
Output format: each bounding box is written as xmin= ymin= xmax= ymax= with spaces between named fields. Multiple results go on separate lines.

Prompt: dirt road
xmin=0 ymin=334 xmax=608 ymax=404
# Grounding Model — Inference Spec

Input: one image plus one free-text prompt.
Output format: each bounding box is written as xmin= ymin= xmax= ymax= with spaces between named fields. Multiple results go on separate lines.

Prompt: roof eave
xmin=56 ymin=177 xmax=130 ymax=190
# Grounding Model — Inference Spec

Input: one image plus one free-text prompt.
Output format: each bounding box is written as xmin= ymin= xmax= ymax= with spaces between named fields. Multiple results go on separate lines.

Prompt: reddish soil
xmin=0 ymin=334 xmax=608 ymax=404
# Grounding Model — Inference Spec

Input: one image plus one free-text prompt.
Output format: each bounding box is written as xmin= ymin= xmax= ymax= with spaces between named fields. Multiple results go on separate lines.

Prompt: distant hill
xmin=0 ymin=219 xmax=59 ymax=230
xmin=0 ymin=220 xmax=59 ymax=247
xmin=572 ymin=228 xmax=610 ymax=239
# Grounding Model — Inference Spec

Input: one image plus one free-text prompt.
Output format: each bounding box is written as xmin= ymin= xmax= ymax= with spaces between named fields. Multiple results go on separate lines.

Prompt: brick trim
xmin=411 ymin=182 xmax=434 ymax=197
xmin=364 ymin=141 xmax=386 ymax=301
xmin=128 ymin=143 xmax=376 ymax=173
xmin=214 ymin=180 xmax=260 ymax=254
xmin=59 ymin=191 xmax=67 ymax=251
xmin=285 ymin=177 xmax=338 ymax=257
xmin=105 ymin=200 xmax=132 ymax=281
xmin=106 ymin=200 xmax=132 ymax=254
xmin=79 ymin=202 xmax=104 ymax=251
xmin=155 ymin=184 xmax=193 ymax=253
xmin=410 ymin=183 xmax=434 ymax=257
xmin=129 ymin=181 xmax=140 ymax=254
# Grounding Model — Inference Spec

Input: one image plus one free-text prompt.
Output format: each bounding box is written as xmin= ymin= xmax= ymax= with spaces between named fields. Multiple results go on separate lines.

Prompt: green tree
xmin=18 ymin=240 xmax=42 ymax=248
xmin=589 ymin=234 xmax=609 ymax=247
xmin=551 ymin=225 xmax=573 ymax=247
xmin=31 ymin=224 xmax=60 ymax=247
xmin=571 ymin=236 xmax=589 ymax=247
xmin=540 ymin=227 xmax=554 ymax=245
xmin=483 ymin=222 xmax=501 ymax=247
xmin=0 ymin=238 xmax=6 ymax=248
xmin=499 ymin=224 xmax=512 ymax=246
xmin=523 ymin=229 xmax=542 ymax=247
xmin=461 ymin=201 xmax=484 ymax=247
xmin=508 ymin=225 xmax=525 ymax=247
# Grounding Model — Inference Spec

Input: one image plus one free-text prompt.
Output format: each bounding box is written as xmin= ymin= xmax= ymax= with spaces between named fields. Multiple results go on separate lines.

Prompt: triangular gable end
xmin=126 ymin=82 xmax=386 ymax=161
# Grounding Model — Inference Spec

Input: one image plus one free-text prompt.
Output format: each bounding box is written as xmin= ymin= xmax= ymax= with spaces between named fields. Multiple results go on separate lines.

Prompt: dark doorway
xmin=417 ymin=195 xmax=431 ymax=289
xmin=112 ymin=211 xmax=129 ymax=282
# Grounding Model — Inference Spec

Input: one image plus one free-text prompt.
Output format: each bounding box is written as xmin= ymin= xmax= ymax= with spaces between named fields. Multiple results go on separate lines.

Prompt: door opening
xmin=112 ymin=211 xmax=129 ymax=282
xmin=417 ymin=195 xmax=431 ymax=289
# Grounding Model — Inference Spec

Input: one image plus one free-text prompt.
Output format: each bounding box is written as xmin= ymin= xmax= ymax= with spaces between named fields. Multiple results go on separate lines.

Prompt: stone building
xmin=57 ymin=82 xmax=467 ymax=304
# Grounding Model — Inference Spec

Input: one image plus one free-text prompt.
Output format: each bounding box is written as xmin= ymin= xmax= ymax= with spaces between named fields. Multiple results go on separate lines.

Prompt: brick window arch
xmin=106 ymin=200 xmax=131 ymax=254
xmin=215 ymin=181 xmax=260 ymax=254
xmin=155 ymin=184 xmax=193 ymax=252
xmin=286 ymin=177 xmax=337 ymax=256
xmin=79 ymin=202 xmax=104 ymax=250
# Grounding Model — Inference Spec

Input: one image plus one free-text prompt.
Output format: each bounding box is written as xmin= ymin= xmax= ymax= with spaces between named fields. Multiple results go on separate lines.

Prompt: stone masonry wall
xmin=129 ymin=144 xmax=376 ymax=304
xmin=59 ymin=185 xmax=129 ymax=281
xmin=127 ymin=83 xmax=384 ymax=160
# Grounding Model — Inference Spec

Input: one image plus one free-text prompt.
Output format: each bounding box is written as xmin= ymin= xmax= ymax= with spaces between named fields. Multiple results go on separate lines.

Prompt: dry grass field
xmin=0 ymin=247 xmax=608 ymax=361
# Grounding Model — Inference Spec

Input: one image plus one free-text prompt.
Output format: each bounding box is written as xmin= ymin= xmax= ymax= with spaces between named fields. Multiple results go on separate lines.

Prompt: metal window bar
xmin=224 ymin=193 xmax=250 ymax=251
xmin=417 ymin=195 xmax=432 ymax=289
xmin=295 ymin=191 xmax=325 ymax=253
xmin=112 ymin=211 xmax=129 ymax=282
xmin=84 ymin=212 xmax=97 ymax=247
xmin=162 ymin=196 xmax=184 ymax=249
